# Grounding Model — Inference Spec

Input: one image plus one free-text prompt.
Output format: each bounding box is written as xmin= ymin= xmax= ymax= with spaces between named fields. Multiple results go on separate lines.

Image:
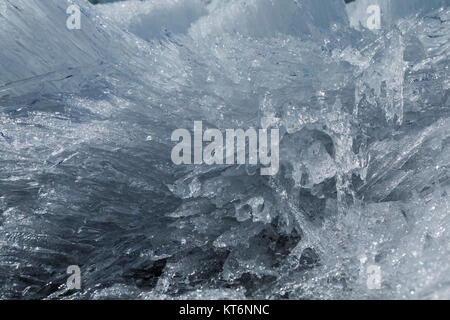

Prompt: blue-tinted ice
xmin=0 ymin=0 xmax=449 ymax=299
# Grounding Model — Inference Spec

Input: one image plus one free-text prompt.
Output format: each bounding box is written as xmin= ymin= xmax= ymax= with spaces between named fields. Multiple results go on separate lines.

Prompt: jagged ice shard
xmin=0 ymin=0 xmax=449 ymax=299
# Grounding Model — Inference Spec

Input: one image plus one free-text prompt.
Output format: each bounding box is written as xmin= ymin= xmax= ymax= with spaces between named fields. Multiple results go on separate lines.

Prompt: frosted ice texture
xmin=0 ymin=0 xmax=449 ymax=299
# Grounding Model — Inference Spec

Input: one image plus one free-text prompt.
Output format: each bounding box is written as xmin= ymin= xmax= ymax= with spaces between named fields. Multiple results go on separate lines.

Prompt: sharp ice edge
xmin=0 ymin=0 xmax=449 ymax=299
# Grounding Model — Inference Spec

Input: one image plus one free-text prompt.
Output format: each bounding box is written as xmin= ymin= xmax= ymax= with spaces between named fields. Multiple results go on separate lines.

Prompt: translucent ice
xmin=0 ymin=0 xmax=449 ymax=299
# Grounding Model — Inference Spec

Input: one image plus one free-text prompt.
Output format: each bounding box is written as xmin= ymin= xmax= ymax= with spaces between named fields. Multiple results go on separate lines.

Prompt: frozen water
xmin=0 ymin=0 xmax=449 ymax=299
